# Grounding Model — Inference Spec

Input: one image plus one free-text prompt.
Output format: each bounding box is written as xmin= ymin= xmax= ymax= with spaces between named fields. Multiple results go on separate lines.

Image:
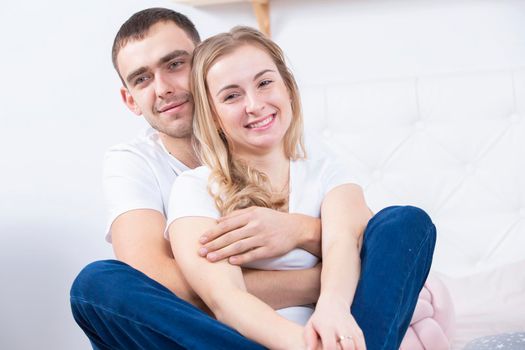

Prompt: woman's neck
xmin=237 ymin=147 xmax=289 ymax=192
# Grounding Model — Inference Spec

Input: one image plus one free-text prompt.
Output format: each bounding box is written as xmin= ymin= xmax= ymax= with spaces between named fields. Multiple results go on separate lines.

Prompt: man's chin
xmin=159 ymin=124 xmax=193 ymax=139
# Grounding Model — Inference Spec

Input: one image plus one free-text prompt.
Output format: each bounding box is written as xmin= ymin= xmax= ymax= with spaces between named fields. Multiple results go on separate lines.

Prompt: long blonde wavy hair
xmin=190 ymin=26 xmax=306 ymax=215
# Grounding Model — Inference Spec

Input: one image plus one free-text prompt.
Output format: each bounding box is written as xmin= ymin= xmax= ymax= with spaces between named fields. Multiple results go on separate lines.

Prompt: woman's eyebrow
xmin=253 ymin=69 xmax=275 ymax=81
xmin=216 ymin=69 xmax=276 ymax=97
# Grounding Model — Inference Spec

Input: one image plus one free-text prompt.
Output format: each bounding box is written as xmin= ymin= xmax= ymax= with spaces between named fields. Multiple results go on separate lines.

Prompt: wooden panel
xmin=172 ymin=0 xmax=252 ymax=6
xmin=172 ymin=0 xmax=271 ymax=37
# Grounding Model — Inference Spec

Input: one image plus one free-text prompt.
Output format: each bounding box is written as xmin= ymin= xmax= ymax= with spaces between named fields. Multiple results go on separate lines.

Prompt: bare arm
xmin=199 ymin=207 xmax=322 ymax=264
xmin=111 ymin=209 xmax=320 ymax=310
xmin=243 ymin=264 xmax=321 ymax=309
xmin=305 ymin=184 xmax=372 ymax=350
xmin=169 ymin=217 xmax=305 ymax=349
xmin=111 ymin=209 xmax=204 ymax=308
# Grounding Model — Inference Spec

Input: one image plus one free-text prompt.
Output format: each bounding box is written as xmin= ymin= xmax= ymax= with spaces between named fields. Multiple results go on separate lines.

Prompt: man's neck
xmin=159 ymin=133 xmax=200 ymax=169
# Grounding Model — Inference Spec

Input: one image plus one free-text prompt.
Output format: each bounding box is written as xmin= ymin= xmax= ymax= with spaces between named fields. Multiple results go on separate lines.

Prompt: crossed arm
xmin=168 ymin=216 xmax=306 ymax=349
xmin=111 ymin=208 xmax=321 ymax=311
xmin=165 ymin=184 xmax=372 ymax=349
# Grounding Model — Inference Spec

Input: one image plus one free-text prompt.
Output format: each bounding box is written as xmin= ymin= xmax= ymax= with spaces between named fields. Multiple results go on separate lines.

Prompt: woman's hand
xmin=304 ymin=296 xmax=366 ymax=350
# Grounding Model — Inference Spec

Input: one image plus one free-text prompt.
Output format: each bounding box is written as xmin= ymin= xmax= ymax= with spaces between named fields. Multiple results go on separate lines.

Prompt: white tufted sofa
xmin=301 ymin=69 xmax=525 ymax=348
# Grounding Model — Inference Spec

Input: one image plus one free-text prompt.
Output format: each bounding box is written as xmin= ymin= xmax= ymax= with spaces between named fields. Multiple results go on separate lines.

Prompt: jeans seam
xmin=382 ymin=223 xmax=434 ymax=349
xmin=71 ymin=296 xmax=188 ymax=348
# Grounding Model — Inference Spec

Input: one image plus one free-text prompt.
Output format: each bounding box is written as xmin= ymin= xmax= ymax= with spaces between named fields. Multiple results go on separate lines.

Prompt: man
xmin=71 ymin=7 xmax=436 ymax=350
xmin=71 ymin=8 xmax=322 ymax=350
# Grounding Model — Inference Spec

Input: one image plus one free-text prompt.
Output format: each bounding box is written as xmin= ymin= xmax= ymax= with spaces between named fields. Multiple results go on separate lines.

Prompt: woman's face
xmin=206 ymin=44 xmax=293 ymax=158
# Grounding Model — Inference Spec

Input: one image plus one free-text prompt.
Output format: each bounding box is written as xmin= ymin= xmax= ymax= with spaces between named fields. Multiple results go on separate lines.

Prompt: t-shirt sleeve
xmin=321 ymin=158 xmax=358 ymax=197
xmin=165 ymin=168 xmax=220 ymax=239
xmin=103 ymin=148 xmax=164 ymax=241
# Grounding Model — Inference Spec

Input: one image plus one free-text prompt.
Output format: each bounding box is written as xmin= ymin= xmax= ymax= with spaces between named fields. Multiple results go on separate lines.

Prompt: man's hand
xmin=198 ymin=206 xmax=321 ymax=265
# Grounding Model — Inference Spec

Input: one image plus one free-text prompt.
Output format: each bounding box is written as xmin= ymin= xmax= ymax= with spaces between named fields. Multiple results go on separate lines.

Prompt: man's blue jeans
xmin=70 ymin=205 xmax=436 ymax=349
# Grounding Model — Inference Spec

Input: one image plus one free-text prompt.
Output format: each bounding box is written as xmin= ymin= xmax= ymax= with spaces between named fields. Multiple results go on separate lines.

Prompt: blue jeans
xmin=70 ymin=206 xmax=435 ymax=350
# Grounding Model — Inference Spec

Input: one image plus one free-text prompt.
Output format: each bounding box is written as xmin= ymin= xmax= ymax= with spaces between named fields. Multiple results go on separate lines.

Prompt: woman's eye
xmin=259 ymin=79 xmax=273 ymax=88
xmin=224 ymin=93 xmax=239 ymax=102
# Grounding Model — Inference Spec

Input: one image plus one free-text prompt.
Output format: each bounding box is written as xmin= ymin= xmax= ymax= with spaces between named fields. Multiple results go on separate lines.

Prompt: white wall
xmin=1 ymin=0 xmax=523 ymax=349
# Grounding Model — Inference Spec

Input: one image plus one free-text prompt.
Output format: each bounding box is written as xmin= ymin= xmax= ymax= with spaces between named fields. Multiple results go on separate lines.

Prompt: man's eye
xmin=169 ymin=61 xmax=184 ymax=70
xmin=134 ymin=76 xmax=148 ymax=86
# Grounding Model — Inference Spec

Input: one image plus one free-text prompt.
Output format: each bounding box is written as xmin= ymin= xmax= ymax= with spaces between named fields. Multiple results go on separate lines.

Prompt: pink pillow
xmin=400 ymin=273 xmax=455 ymax=350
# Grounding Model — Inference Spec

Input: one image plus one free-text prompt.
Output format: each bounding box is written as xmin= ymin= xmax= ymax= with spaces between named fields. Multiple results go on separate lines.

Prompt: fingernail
xmin=229 ymin=256 xmax=238 ymax=264
xmin=198 ymin=247 xmax=208 ymax=256
xmin=199 ymin=236 xmax=208 ymax=243
xmin=207 ymin=253 xmax=216 ymax=261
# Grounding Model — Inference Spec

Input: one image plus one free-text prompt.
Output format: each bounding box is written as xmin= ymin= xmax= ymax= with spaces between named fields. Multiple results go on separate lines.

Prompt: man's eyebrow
xmin=126 ymin=67 xmax=147 ymax=86
xmin=125 ymin=50 xmax=191 ymax=85
xmin=216 ymin=69 xmax=276 ymax=96
xmin=158 ymin=50 xmax=191 ymax=65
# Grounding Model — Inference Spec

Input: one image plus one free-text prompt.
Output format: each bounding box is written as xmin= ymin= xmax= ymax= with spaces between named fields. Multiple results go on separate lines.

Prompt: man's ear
xmin=120 ymin=86 xmax=142 ymax=116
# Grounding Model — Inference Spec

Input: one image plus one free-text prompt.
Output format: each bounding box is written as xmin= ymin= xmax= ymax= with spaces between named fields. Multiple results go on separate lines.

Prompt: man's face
xmin=117 ymin=21 xmax=196 ymax=139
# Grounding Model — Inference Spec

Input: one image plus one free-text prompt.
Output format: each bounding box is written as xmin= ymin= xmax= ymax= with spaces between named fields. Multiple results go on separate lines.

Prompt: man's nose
xmin=154 ymin=74 xmax=174 ymax=98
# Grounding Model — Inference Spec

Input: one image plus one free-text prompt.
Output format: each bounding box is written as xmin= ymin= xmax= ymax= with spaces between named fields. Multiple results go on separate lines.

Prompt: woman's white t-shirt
xmin=166 ymin=157 xmax=355 ymax=325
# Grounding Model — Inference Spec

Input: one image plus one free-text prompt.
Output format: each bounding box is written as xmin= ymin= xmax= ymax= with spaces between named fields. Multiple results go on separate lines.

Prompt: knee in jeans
xmin=70 ymin=260 xmax=122 ymax=299
xmin=377 ymin=205 xmax=436 ymax=246
xmin=398 ymin=206 xmax=436 ymax=245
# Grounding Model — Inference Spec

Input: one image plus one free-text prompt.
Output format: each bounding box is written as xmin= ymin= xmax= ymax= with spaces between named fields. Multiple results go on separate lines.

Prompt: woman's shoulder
xmin=173 ymin=166 xmax=212 ymax=189
xmin=177 ymin=165 xmax=211 ymax=180
xmin=292 ymin=156 xmax=339 ymax=173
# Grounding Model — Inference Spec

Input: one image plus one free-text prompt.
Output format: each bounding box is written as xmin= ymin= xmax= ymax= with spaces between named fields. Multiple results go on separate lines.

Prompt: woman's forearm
xmin=319 ymin=184 xmax=372 ymax=305
xmin=170 ymin=217 xmax=304 ymax=350
xmin=211 ymin=285 xmax=304 ymax=349
xmin=319 ymin=238 xmax=361 ymax=305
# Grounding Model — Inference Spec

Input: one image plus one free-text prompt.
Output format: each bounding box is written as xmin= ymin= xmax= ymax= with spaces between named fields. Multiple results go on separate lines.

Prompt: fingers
xmin=337 ymin=328 xmax=365 ymax=350
xmin=337 ymin=335 xmax=354 ymax=350
xmin=304 ymin=322 xmax=319 ymax=350
xmin=200 ymin=213 xmax=249 ymax=244
xmin=353 ymin=329 xmax=366 ymax=350
xmin=199 ymin=226 xmax=249 ymax=257
xmin=229 ymin=246 xmax=269 ymax=265
xmin=201 ymin=236 xmax=261 ymax=262
xmin=317 ymin=328 xmax=337 ymax=350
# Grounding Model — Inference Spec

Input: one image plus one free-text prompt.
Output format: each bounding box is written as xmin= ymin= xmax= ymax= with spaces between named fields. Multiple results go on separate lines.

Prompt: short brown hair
xmin=111 ymin=8 xmax=200 ymax=78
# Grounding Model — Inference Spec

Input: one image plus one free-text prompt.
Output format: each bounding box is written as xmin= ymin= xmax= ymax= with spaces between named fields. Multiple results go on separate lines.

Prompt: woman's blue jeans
xmin=70 ymin=205 xmax=436 ymax=350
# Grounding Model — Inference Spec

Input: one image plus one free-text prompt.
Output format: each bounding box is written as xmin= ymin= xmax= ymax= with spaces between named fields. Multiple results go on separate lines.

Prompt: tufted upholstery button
xmin=322 ymin=129 xmax=332 ymax=138
xmin=509 ymin=113 xmax=521 ymax=123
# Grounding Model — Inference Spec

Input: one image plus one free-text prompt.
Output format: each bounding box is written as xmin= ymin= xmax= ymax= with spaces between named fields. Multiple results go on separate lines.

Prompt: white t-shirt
xmin=166 ymin=157 xmax=355 ymax=325
xmin=102 ymin=128 xmax=335 ymax=242
xmin=102 ymin=127 xmax=190 ymax=242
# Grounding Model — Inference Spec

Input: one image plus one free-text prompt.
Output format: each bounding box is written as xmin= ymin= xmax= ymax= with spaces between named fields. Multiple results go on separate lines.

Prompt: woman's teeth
xmin=248 ymin=115 xmax=274 ymax=128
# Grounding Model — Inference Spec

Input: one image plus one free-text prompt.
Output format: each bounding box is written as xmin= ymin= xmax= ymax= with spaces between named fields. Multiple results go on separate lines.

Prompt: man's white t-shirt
xmin=103 ymin=127 xmax=190 ymax=242
xmin=166 ymin=157 xmax=355 ymax=325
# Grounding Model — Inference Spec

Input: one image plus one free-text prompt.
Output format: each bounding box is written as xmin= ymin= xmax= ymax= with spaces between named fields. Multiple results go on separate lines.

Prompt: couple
xmin=70 ymin=7 xmax=436 ymax=350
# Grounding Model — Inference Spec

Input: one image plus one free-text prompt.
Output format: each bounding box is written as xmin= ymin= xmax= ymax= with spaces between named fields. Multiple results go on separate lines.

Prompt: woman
xmin=167 ymin=27 xmax=434 ymax=350
xmin=166 ymin=25 xmax=367 ymax=349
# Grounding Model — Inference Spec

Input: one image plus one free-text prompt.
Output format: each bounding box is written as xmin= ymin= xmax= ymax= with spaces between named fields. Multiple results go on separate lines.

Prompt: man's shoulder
xmin=102 ymin=128 xmax=179 ymax=183
xmin=106 ymin=128 xmax=163 ymax=161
